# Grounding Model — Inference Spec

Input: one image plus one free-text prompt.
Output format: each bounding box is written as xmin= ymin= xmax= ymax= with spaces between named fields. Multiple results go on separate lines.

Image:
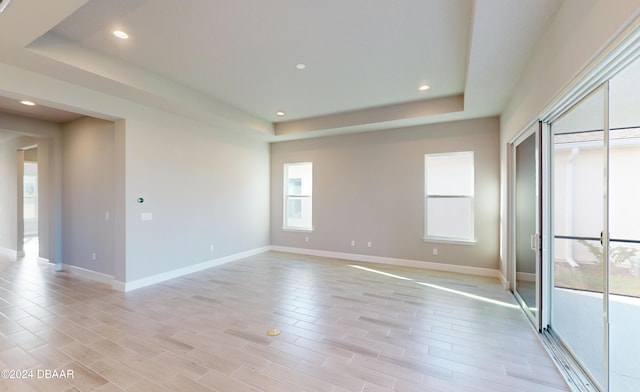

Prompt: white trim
xmin=61 ymin=264 xmax=115 ymax=285
xmin=0 ymin=247 xmax=18 ymax=258
xmin=498 ymin=271 xmax=509 ymax=289
xmin=282 ymin=227 xmax=314 ymax=233
xmin=271 ymin=246 xmax=501 ymax=279
xmin=122 ymin=246 xmax=271 ymax=292
xmin=55 ymin=247 xmax=271 ymax=292
xmin=422 ymin=237 xmax=476 ymax=245
xmin=112 ymin=280 xmax=126 ymax=292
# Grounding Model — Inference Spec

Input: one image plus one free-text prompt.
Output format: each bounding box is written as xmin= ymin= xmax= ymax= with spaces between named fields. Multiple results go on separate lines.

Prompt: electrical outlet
xmin=210 ymin=244 xmax=215 ymax=252
xmin=367 ymin=241 xmax=372 ymax=248
xmin=351 ymin=240 xmax=355 ymax=247
xmin=92 ymin=252 xmax=96 ymax=260
xmin=433 ymin=248 xmax=438 ymax=256
xmin=305 ymin=236 xmax=309 ymax=242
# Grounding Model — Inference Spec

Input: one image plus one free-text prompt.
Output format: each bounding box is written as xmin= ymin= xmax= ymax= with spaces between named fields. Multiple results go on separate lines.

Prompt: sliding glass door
xmin=548 ymin=54 xmax=640 ymax=391
xmin=513 ymin=124 xmax=541 ymax=327
xmin=607 ymin=57 xmax=640 ymax=392
xmin=551 ymin=85 xmax=607 ymax=388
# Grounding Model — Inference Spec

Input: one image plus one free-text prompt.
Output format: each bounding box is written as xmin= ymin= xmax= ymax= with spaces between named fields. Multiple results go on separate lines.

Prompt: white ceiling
xmin=0 ymin=0 xmax=564 ymax=140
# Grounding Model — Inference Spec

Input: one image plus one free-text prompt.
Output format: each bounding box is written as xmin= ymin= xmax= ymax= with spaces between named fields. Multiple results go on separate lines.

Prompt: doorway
xmin=17 ymin=146 xmax=39 ymax=260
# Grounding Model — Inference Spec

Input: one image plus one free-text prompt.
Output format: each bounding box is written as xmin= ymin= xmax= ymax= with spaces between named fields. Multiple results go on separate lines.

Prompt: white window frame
xmin=424 ymin=151 xmax=475 ymax=244
xmin=283 ymin=162 xmax=313 ymax=232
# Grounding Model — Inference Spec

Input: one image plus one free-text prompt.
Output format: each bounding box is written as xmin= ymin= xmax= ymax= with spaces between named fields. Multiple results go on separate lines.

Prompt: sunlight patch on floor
xmin=349 ymin=264 xmax=519 ymax=309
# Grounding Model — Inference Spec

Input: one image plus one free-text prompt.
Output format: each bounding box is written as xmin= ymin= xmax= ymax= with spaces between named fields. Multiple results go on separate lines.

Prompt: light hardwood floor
xmin=0 ymin=251 xmax=570 ymax=392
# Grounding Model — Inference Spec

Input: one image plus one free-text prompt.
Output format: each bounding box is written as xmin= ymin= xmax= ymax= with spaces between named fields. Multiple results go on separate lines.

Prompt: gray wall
xmin=122 ymin=114 xmax=271 ymax=282
xmin=62 ymin=117 xmax=115 ymax=275
xmin=0 ymin=110 xmax=272 ymax=285
xmin=271 ymin=117 xmax=500 ymax=270
xmin=0 ymin=136 xmax=20 ymax=251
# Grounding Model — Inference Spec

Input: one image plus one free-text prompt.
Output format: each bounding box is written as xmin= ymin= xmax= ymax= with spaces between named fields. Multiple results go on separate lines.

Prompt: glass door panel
xmin=552 ymin=86 xmax=606 ymax=388
xmin=514 ymin=129 xmax=539 ymax=322
xmin=608 ymin=58 xmax=640 ymax=392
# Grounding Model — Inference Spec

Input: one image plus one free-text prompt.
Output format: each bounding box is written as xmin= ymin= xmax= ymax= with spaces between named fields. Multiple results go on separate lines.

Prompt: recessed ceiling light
xmin=112 ymin=30 xmax=129 ymax=39
xmin=296 ymin=63 xmax=306 ymax=70
xmin=276 ymin=111 xmax=285 ymax=116
xmin=419 ymin=84 xmax=430 ymax=91
xmin=20 ymin=100 xmax=35 ymax=106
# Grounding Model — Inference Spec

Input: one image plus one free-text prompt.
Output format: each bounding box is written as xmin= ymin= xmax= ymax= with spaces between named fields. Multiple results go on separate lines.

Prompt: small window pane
xmin=287 ymin=198 xmax=302 ymax=219
xmin=287 ymin=164 xmax=312 ymax=195
xmin=285 ymin=197 xmax=312 ymax=229
xmin=426 ymin=198 xmax=473 ymax=239
xmin=426 ymin=153 xmax=473 ymax=195
xmin=287 ymin=178 xmax=302 ymax=195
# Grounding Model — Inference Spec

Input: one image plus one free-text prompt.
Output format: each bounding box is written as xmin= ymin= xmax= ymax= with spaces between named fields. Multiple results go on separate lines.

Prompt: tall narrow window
xmin=284 ymin=162 xmax=312 ymax=231
xmin=424 ymin=152 xmax=475 ymax=242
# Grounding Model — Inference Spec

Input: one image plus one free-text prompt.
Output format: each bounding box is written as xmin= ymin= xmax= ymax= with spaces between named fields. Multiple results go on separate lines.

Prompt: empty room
xmin=0 ymin=1 xmax=639 ymax=391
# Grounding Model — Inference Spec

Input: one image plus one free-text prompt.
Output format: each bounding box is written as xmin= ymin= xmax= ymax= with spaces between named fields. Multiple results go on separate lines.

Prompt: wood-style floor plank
xmin=0 ymin=251 xmax=569 ymax=391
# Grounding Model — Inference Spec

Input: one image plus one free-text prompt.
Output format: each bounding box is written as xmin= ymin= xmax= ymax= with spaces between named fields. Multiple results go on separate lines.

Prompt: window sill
xmin=423 ymin=237 xmax=476 ymax=245
xmin=282 ymin=227 xmax=314 ymax=233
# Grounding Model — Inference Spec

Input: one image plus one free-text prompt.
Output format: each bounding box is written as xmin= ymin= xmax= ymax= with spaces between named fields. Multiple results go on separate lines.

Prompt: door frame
xmin=509 ymin=121 xmax=544 ymax=330
xmin=16 ymin=148 xmax=25 ymax=258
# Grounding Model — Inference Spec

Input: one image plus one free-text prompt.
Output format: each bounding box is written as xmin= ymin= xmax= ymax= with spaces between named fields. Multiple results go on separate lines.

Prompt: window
xmin=424 ymin=151 xmax=474 ymax=243
xmin=284 ymin=162 xmax=312 ymax=231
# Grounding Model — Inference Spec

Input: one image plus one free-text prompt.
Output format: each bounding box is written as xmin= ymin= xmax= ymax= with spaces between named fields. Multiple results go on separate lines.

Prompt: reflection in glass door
xmin=551 ymin=85 xmax=606 ymax=389
xmin=513 ymin=125 xmax=540 ymax=326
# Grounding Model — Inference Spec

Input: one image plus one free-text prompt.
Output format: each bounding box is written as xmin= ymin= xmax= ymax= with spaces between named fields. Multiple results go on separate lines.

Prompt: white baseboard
xmin=56 ymin=246 xmax=271 ymax=292
xmin=0 ymin=247 xmax=18 ymax=258
xmin=112 ymin=280 xmax=126 ymax=292
xmin=61 ymin=264 xmax=115 ymax=285
xmin=122 ymin=246 xmax=271 ymax=292
xmin=270 ymin=246 xmax=502 ymax=279
xmin=499 ymin=271 xmax=509 ymax=289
